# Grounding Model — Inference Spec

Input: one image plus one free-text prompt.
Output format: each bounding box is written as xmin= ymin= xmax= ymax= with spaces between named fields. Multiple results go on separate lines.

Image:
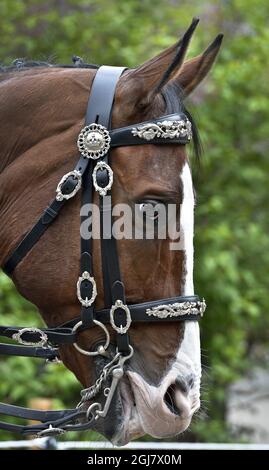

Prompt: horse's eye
xmin=138 ymin=200 xmax=161 ymax=221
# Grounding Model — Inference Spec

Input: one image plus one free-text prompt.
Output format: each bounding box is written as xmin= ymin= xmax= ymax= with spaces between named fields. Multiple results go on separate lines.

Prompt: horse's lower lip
xmin=110 ymin=376 xmax=139 ymax=446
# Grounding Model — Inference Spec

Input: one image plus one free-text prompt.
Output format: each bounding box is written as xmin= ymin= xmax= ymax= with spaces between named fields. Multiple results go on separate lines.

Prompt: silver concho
xmin=146 ymin=299 xmax=206 ymax=319
xmin=77 ymin=123 xmax=111 ymax=159
xmin=110 ymin=300 xmax=132 ymax=334
xmin=12 ymin=327 xmax=48 ymax=347
xmin=92 ymin=161 xmax=113 ymax=196
xmin=56 ymin=170 xmax=82 ymax=201
xmin=77 ymin=271 xmax=97 ymax=307
xmin=132 ymin=119 xmax=192 ymax=142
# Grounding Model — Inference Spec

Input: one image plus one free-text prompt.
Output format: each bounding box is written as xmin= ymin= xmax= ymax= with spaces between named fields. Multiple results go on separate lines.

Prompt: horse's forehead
xmin=112 ymin=144 xmax=187 ymax=193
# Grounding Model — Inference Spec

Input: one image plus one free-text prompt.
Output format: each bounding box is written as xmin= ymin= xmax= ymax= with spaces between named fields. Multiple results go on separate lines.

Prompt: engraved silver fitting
xmin=132 ymin=118 xmax=192 ymax=142
xmin=110 ymin=300 xmax=132 ymax=334
xmin=56 ymin=170 xmax=82 ymax=201
xmin=12 ymin=327 xmax=48 ymax=347
xmin=77 ymin=123 xmax=111 ymax=159
xmin=76 ymin=271 xmax=97 ymax=307
xmin=92 ymin=161 xmax=113 ymax=196
xmin=146 ymin=298 xmax=206 ymax=319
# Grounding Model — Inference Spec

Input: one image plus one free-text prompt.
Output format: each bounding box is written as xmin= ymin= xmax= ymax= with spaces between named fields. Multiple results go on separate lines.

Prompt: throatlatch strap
xmin=3 ymin=155 xmax=90 ymax=275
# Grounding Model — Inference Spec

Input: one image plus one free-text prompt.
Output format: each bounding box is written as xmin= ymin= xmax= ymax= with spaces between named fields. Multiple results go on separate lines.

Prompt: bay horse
xmin=0 ymin=19 xmax=222 ymax=445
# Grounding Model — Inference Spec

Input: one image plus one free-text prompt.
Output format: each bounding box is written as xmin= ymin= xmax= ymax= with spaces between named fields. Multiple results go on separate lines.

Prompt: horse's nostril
xmin=164 ymin=374 xmax=196 ymax=416
xmin=164 ymin=385 xmax=181 ymax=416
xmin=175 ymin=374 xmax=195 ymax=393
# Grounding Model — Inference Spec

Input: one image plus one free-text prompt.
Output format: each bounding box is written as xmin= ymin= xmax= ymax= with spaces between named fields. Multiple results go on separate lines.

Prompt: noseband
xmin=0 ymin=66 xmax=206 ymax=437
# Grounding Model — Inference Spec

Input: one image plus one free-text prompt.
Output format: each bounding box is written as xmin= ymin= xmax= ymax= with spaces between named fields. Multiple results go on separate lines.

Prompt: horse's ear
xmin=119 ymin=18 xmax=199 ymax=108
xmin=171 ymin=34 xmax=223 ymax=96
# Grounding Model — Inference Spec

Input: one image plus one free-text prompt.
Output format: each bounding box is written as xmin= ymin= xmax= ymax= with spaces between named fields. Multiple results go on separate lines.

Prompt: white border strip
xmin=0 ymin=439 xmax=269 ymax=450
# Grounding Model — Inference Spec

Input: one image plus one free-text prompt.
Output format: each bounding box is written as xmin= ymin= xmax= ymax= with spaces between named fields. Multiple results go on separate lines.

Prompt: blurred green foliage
xmin=0 ymin=0 xmax=268 ymax=443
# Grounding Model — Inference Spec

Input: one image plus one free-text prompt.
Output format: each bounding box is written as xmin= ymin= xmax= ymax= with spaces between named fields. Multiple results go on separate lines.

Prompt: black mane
xmin=0 ymin=56 xmax=99 ymax=73
xmin=162 ymin=82 xmax=202 ymax=161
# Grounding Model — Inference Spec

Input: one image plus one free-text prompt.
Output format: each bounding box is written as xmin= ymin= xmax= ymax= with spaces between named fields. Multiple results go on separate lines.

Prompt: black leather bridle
xmin=0 ymin=66 xmax=206 ymax=437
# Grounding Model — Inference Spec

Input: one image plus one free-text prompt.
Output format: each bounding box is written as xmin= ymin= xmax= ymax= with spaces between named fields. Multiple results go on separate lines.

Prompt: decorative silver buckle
xmin=110 ymin=300 xmax=132 ymax=334
xmin=76 ymin=271 xmax=97 ymax=307
xmin=56 ymin=170 xmax=82 ymax=201
xmin=92 ymin=161 xmax=113 ymax=196
xmin=72 ymin=320 xmax=110 ymax=356
xmin=12 ymin=327 xmax=48 ymax=347
xmin=77 ymin=123 xmax=111 ymax=159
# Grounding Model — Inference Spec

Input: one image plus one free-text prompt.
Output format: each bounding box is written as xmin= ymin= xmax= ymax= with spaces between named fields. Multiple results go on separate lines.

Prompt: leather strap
xmin=64 ymin=294 xmax=204 ymax=327
xmin=110 ymin=113 xmax=192 ymax=147
xmin=79 ymin=163 xmax=95 ymax=328
xmin=0 ymin=403 xmax=87 ymax=435
xmin=85 ymin=66 xmax=125 ymax=125
xmin=0 ymin=295 xmax=204 ymax=356
xmin=86 ymin=66 xmax=125 ymax=309
xmin=84 ymin=65 xmax=130 ymax=354
xmin=77 ymin=66 xmax=125 ymax=329
xmin=3 ymin=155 xmax=89 ymax=275
xmin=0 ymin=343 xmax=59 ymax=360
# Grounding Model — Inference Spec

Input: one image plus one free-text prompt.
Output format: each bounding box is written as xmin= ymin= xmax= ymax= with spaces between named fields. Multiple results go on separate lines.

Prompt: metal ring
xmin=116 ymin=344 xmax=134 ymax=361
xmin=86 ymin=402 xmax=102 ymax=421
xmin=12 ymin=327 xmax=48 ymax=347
xmin=72 ymin=320 xmax=110 ymax=356
xmin=110 ymin=300 xmax=132 ymax=334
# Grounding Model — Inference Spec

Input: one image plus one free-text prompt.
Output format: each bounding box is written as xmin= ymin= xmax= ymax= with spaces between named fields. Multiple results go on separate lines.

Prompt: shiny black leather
xmin=110 ymin=113 xmax=191 ymax=147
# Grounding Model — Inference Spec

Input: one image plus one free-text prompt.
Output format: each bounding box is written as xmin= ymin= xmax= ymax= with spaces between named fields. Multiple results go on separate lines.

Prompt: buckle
xmin=77 ymin=271 xmax=97 ymax=307
xmin=110 ymin=300 xmax=132 ymax=334
xmin=12 ymin=327 xmax=48 ymax=347
xmin=92 ymin=161 xmax=113 ymax=196
xmin=56 ymin=170 xmax=82 ymax=201
xmin=77 ymin=123 xmax=111 ymax=160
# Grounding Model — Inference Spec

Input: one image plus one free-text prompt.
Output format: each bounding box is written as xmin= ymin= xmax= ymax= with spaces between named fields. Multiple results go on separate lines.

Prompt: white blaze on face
xmin=117 ymin=162 xmax=202 ymax=445
xmin=171 ymin=162 xmax=201 ymax=386
xmin=180 ymin=162 xmax=194 ymax=296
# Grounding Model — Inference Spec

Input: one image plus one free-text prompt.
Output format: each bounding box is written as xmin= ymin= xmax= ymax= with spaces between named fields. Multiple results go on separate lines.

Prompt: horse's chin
xmin=109 ymin=377 xmax=145 ymax=446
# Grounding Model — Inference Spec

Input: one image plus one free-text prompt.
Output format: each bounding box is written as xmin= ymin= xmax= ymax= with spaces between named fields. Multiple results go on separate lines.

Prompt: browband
xmin=110 ymin=113 xmax=192 ymax=147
